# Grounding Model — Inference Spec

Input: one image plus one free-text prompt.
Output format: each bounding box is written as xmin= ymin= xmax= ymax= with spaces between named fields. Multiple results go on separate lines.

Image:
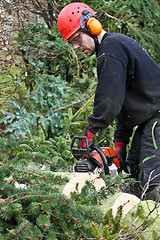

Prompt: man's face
xmin=68 ymin=30 xmax=95 ymax=56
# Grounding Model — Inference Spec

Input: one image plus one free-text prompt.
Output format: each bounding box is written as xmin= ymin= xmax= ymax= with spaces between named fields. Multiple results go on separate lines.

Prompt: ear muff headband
xmin=79 ymin=10 xmax=102 ymax=36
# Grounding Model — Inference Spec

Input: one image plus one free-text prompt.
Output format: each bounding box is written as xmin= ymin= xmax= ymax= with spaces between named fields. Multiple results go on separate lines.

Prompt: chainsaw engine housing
xmin=71 ymin=136 xmax=120 ymax=174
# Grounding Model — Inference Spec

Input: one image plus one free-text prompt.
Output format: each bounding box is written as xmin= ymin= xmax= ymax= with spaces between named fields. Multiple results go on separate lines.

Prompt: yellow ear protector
xmin=79 ymin=10 xmax=102 ymax=36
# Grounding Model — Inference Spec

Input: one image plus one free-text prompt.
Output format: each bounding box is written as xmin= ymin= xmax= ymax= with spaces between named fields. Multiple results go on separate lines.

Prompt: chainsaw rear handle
xmin=71 ymin=136 xmax=109 ymax=174
xmin=71 ymin=136 xmax=102 ymax=167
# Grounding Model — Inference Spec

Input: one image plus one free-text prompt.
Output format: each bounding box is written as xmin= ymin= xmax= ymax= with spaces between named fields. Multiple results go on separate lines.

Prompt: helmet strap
xmin=80 ymin=28 xmax=100 ymax=52
xmin=93 ymin=35 xmax=100 ymax=53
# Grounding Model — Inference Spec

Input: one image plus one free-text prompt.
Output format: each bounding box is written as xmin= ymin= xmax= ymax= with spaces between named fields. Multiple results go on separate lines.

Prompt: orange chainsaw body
xmin=71 ymin=136 xmax=120 ymax=174
xmin=90 ymin=147 xmax=120 ymax=168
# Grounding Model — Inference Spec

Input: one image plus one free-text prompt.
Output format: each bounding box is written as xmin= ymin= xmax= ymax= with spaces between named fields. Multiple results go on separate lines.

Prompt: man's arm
xmin=88 ymin=53 xmax=127 ymax=131
xmin=114 ymin=117 xmax=133 ymax=144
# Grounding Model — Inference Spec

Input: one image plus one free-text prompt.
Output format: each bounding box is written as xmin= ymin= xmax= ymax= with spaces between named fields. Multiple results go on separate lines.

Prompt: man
xmin=57 ymin=2 xmax=160 ymax=201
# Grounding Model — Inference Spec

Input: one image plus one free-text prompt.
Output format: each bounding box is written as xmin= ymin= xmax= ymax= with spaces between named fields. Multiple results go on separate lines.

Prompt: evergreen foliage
xmin=70 ymin=174 xmax=135 ymax=206
xmin=0 ymin=167 xmax=103 ymax=239
xmin=97 ymin=0 xmax=160 ymax=64
xmin=90 ymin=198 xmax=160 ymax=240
xmin=1 ymin=0 xmax=160 ymax=140
xmin=15 ymin=126 xmax=75 ymax=171
xmin=90 ymin=206 xmax=126 ymax=240
xmin=0 ymin=135 xmax=103 ymax=239
xmin=0 ymin=74 xmax=81 ymax=138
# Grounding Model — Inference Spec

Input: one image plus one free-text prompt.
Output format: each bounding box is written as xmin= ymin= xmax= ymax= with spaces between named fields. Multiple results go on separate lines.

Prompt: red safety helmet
xmin=57 ymin=2 xmax=96 ymax=41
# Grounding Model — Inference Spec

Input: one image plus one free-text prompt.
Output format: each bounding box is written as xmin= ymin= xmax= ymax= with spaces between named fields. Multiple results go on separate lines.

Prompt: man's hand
xmin=81 ymin=126 xmax=95 ymax=148
xmin=115 ymin=142 xmax=128 ymax=172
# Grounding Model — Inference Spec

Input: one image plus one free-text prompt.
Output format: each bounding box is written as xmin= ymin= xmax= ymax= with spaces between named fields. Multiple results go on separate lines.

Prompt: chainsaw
xmin=71 ymin=136 xmax=120 ymax=175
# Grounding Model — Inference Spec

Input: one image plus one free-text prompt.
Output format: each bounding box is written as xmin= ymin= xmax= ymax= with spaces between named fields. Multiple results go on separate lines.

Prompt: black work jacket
xmin=88 ymin=33 xmax=160 ymax=143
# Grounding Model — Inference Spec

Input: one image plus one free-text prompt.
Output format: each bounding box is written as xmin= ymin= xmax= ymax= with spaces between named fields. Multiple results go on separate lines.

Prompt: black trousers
xmin=126 ymin=116 xmax=160 ymax=201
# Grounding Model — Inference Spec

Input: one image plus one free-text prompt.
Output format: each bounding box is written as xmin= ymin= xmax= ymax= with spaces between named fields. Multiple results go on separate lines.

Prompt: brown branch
xmin=54 ymin=232 xmax=75 ymax=240
xmin=11 ymin=166 xmax=44 ymax=178
xmin=16 ymin=154 xmax=52 ymax=165
xmin=8 ymin=137 xmax=28 ymax=143
xmin=42 ymin=95 xmax=90 ymax=116
xmin=11 ymin=166 xmax=68 ymax=182
xmin=103 ymin=11 xmax=123 ymax=23
xmin=0 ymin=86 xmax=17 ymax=107
xmin=41 ymin=178 xmax=55 ymax=189
xmin=6 ymin=228 xmax=16 ymax=237
xmin=23 ymin=0 xmax=57 ymax=28
xmin=122 ymin=172 xmax=160 ymax=239
xmin=0 ymin=80 xmax=12 ymax=84
xmin=5 ymin=191 xmax=30 ymax=201
xmin=39 ymin=203 xmax=66 ymax=222
xmin=69 ymin=213 xmax=88 ymax=229
xmin=6 ymin=220 xmax=29 ymax=239
xmin=7 ymin=194 xmax=49 ymax=205
xmin=15 ymin=221 xmax=29 ymax=235
xmin=68 ymin=45 xmax=80 ymax=77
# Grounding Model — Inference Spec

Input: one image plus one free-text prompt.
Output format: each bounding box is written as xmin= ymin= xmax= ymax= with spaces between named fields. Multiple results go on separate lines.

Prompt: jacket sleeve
xmin=88 ymin=52 xmax=128 ymax=133
xmin=114 ymin=117 xmax=133 ymax=144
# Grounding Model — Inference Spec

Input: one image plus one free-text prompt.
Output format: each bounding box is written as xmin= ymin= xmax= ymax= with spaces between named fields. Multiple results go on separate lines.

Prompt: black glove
xmin=126 ymin=161 xmax=140 ymax=179
xmin=118 ymin=148 xmax=129 ymax=172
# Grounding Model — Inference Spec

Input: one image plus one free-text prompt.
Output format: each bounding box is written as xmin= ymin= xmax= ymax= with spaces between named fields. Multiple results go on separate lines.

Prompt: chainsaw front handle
xmin=90 ymin=144 xmax=109 ymax=175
